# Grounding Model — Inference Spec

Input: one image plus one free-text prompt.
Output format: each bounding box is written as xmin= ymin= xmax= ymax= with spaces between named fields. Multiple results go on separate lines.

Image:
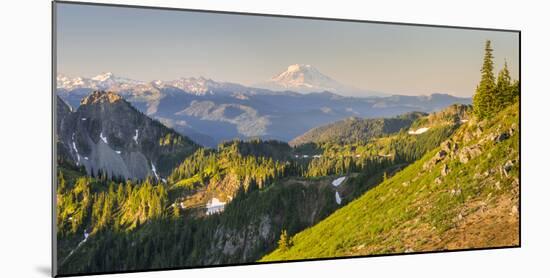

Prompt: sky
xmin=56 ymin=3 xmax=519 ymax=97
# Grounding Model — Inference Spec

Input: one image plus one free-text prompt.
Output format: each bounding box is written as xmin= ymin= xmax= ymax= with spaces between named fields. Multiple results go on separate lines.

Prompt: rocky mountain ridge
xmin=56 ymin=91 xmax=198 ymax=180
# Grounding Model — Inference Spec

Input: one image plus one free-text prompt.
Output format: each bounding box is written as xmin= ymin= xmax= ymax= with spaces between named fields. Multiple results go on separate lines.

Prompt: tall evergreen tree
xmin=495 ymin=61 xmax=513 ymax=109
xmin=473 ymin=40 xmax=496 ymax=119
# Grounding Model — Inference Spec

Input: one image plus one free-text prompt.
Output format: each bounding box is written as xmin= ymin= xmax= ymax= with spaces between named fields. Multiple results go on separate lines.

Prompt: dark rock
xmin=493 ymin=131 xmax=510 ymax=143
xmin=423 ymin=150 xmax=448 ymax=170
xmin=502 ymin=160 xmax=515 ymax=177
xmin=441 ymin=140 xmax=452 ymax=153
xmin=435 ymin=150 xmax=447 ymax=162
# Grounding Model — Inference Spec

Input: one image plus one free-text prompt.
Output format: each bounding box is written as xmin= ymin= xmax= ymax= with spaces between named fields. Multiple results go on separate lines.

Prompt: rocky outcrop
xmin=57 ymin=91 xmax=198 ymax=179
xmin=441 ymin=164 xmax=450 ymax=176
xmin=501 ymin=160 xmax=517 ymax=178
xmin=458 ymin=144 xmax=483 ymax=164
xmin=423 ymin=150 xmax=447 ymax=170
xmin=80 ymin=90 xmax=122 ymax=105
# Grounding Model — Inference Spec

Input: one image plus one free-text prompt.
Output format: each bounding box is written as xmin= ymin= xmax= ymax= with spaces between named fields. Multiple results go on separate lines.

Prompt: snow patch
xmin=206 ymin=198 xmax=226 ymax=215
xmin=335 ymin=192 xmax=342 ymax=205
xmin=408 ymin=127 xmax=430 ymax=135
xmin=81 ymin=118 xmax=87 ymax=121
xmin=100 ymin=132 xmax=108 ymax=144
xmin=151 ymin=163 xmax=160 ymax=180
xmin=71 ymin=133 xmax=80 ymax=165
xmin=133 ymin=129 xmax=139 ymax=143
xmin=332 ymin=176 xmax=346 ymax=187
xmin=115 ymin=151 xmax=121 ymax=154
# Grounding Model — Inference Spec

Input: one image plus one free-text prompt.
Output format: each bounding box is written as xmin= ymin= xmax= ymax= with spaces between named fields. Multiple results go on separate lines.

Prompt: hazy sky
xmin=56 ymin=3 xmax=519 ymax=97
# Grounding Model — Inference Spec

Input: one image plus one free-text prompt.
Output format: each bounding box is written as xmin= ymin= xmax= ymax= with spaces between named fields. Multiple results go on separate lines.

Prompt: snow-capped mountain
xmin=57 ymin=73 xmax=249 ymax=97
xmin=154 ymin=76 xmax=237 ymax=96
xmin=57 ymin=72 xmax=145 ymax=91
xmin=270 ymin=64 xmax=342 ymax=91
xmin=256 ymin=64 xmax=380 ymax=96
xmin=56 ymin=71 xmax=471 ymax=148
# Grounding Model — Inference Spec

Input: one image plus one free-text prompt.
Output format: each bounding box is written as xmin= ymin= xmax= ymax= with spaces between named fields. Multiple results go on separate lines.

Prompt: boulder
xmin=493 ymin=131 xmax=510 ymax=143
xmin=441 ymin=164 xmax=449 ymax=176
xmin=450 ymin=188 xmax=462 ymax=196
xmin=441 ymin=140 xmax=452 ymax=153
xmin=474 ymin=126 xmax=483 ymax=138
xmin=458 ymin=144 xmax=482 ymax=164
xmin=502 ymin=160 xmax=515 ymax=177
xmin=423 ymin=150 xmax=448 ymax=170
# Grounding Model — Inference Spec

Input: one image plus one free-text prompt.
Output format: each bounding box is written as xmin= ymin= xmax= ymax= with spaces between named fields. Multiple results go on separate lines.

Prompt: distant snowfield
xmin=408 ymin=127 xmax=430 ymax=135
xmin=206 ymin=198 xmax=226 ymax=215
xmin=332 ymin=176 xmax=346 ymax=187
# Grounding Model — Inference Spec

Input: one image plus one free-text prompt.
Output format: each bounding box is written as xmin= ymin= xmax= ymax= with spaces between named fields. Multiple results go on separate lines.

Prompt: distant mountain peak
xmin=283 ymin=64 xmax=314 ymax=73
xmin=269 ymin=64 xmax=337 ymax=90
xmin=81 ymin=91 xmax=123 ymax=105
xmin=255 ymin=64 xmax=382 ymax=96
xmin=91 ymin=72 xmax=115 ymax=82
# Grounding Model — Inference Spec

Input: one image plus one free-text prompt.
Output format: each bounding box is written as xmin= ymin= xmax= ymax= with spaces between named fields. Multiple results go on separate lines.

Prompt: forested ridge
xmin=56 ymin=40 xmax=519 ymax=276
xmin=56 ymin=103 xmax=465 ymax=274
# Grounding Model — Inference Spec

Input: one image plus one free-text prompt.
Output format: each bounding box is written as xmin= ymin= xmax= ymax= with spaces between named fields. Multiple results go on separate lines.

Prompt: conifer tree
xmin=278 ymin=229 xmax=291 ymax=251
xmin=473 ymin=40 xmax=496 ymax=119
xmin=495 ymin=61 xmax=513 ymax=109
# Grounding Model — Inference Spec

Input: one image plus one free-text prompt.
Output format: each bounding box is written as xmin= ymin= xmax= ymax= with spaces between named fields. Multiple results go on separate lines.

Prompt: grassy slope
xmin=261 ymin=103 xmax=519 ymax=261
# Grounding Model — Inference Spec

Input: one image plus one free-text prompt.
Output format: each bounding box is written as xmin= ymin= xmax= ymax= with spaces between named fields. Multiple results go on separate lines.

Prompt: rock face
xmin=56 ymin=91 xmax=198 ymax=180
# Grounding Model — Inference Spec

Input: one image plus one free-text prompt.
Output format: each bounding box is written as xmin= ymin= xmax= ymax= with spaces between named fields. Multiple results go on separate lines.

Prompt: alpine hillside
xmin=261 ymin=102 xmax=519 ymax=261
